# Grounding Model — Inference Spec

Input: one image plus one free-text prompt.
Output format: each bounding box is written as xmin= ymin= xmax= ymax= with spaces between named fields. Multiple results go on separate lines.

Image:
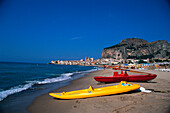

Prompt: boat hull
xmin=49 ymin=81 xmax=140 ymax=99
xmin=94 ymin=74 xmax=157 ymax=83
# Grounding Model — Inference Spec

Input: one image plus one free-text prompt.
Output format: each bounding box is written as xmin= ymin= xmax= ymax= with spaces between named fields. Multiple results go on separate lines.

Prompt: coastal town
xmin=50 ymin=56 xmax=170 ymax=70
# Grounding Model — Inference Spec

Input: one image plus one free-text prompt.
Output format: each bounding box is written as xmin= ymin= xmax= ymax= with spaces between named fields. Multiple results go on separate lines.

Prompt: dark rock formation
xmin=102 ymin=37 xmax=170 ymax=59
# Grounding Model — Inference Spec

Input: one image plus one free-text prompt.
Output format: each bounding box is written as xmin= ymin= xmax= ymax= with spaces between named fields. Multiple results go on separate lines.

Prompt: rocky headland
xmin=102 ymin=37 xmax=170 ymax=59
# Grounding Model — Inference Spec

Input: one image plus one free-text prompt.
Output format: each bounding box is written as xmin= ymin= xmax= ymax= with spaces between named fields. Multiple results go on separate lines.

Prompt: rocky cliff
xmin=102 ymin=37 xmax=170 ymax=59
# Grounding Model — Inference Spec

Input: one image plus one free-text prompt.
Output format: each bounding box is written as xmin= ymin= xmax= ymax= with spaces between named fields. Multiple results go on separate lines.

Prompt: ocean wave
xmin=35 ymin=76 xmax=71 ymax=84
xmin=0 ymin=83 xmax=33 ymax=101
xmin=61 ymin=72 xmax=74 ymax=76
xmin=0 ymin=72 xmax=75 ymax=101
xmin=0 ymin=68 xmax=97 ymax=101
xmin=36 ymin=73 xmax=75 ymax=84
xmin=25 ymin=73 xmax=74 ymax=85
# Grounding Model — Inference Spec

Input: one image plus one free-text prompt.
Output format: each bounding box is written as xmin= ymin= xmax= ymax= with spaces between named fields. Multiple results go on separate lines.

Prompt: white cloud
xmin=71 ymin=37 xmax=82 ymax=40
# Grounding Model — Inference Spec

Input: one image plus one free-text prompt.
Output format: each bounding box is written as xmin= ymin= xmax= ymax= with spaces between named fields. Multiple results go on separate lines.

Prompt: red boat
xmin=94 ymin=71 xmax=157 ymax=83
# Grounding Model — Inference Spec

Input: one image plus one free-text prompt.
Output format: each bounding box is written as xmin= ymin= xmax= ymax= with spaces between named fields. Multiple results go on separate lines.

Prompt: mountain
xmin=102 ymin=37 xmax=170 ymax=59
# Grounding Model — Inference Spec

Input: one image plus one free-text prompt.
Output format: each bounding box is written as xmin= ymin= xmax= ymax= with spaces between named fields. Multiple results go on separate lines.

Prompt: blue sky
xmin=0 ymin=0 xmax=170 ymax=63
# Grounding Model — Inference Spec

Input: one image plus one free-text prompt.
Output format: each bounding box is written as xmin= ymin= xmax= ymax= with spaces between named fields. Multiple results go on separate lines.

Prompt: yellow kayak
xmin=49 ymin=81 xmax=140 ymax=99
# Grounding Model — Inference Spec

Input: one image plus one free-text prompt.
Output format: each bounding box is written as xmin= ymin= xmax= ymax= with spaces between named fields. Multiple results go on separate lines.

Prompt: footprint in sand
xmin=120 ymin=96 xmax=134 ymax=101
xmin=73 ymin=100 xmax=81 ymax=108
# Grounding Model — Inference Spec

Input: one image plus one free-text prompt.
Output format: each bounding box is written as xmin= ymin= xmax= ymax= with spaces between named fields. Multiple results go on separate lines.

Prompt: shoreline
xmin=28 ymin=69 xmax=170 ymax=113
xmin=0 ymin=65 xmax=97 ymax=113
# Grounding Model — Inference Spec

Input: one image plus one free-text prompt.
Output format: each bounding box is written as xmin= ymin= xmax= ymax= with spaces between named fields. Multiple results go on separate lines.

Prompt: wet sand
xmin=28 ymin=69 xmax=170 ymax=113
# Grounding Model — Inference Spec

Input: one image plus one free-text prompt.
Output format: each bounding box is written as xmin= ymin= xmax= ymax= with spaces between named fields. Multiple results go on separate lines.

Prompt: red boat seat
xmin=119 ymin=71 xmax=125 ymax=76
xmin=124 ymin=71 xmax=128 ymax=76
xmin=114 ymin=72 xmax=119 ymax=76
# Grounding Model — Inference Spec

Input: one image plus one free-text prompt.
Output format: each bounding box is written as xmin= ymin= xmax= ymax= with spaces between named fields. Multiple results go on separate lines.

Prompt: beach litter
xmin=138 ymin=87 xmax=152 ymax=93
xmin=138 ymin=87 xmax=170 ymax=93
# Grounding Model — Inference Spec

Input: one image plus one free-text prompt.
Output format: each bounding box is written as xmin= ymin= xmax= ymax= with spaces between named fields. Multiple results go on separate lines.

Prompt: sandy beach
xmin=27 ymin=69 xmax=170 ymax=113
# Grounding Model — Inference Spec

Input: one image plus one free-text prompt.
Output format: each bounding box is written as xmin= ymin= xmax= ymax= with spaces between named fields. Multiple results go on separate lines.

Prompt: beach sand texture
xmin=28 ymin=69 xmax=170 ymax=113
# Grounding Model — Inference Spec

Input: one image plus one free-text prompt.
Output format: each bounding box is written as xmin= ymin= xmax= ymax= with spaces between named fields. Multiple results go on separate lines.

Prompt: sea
xmin=0 ymin=62 xmax=98 ymax=113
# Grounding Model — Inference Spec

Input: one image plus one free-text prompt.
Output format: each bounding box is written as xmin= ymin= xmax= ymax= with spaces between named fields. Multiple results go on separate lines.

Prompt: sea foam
xmin=36 ymin=73 xmax=72 ymax=84
xmin=0 ymin=68 xmax=97 ymax=101
xmin=0 ymin=83 xmax=33 ymax=101
xmin=0 ymin=73 xmax=73 ymax=101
